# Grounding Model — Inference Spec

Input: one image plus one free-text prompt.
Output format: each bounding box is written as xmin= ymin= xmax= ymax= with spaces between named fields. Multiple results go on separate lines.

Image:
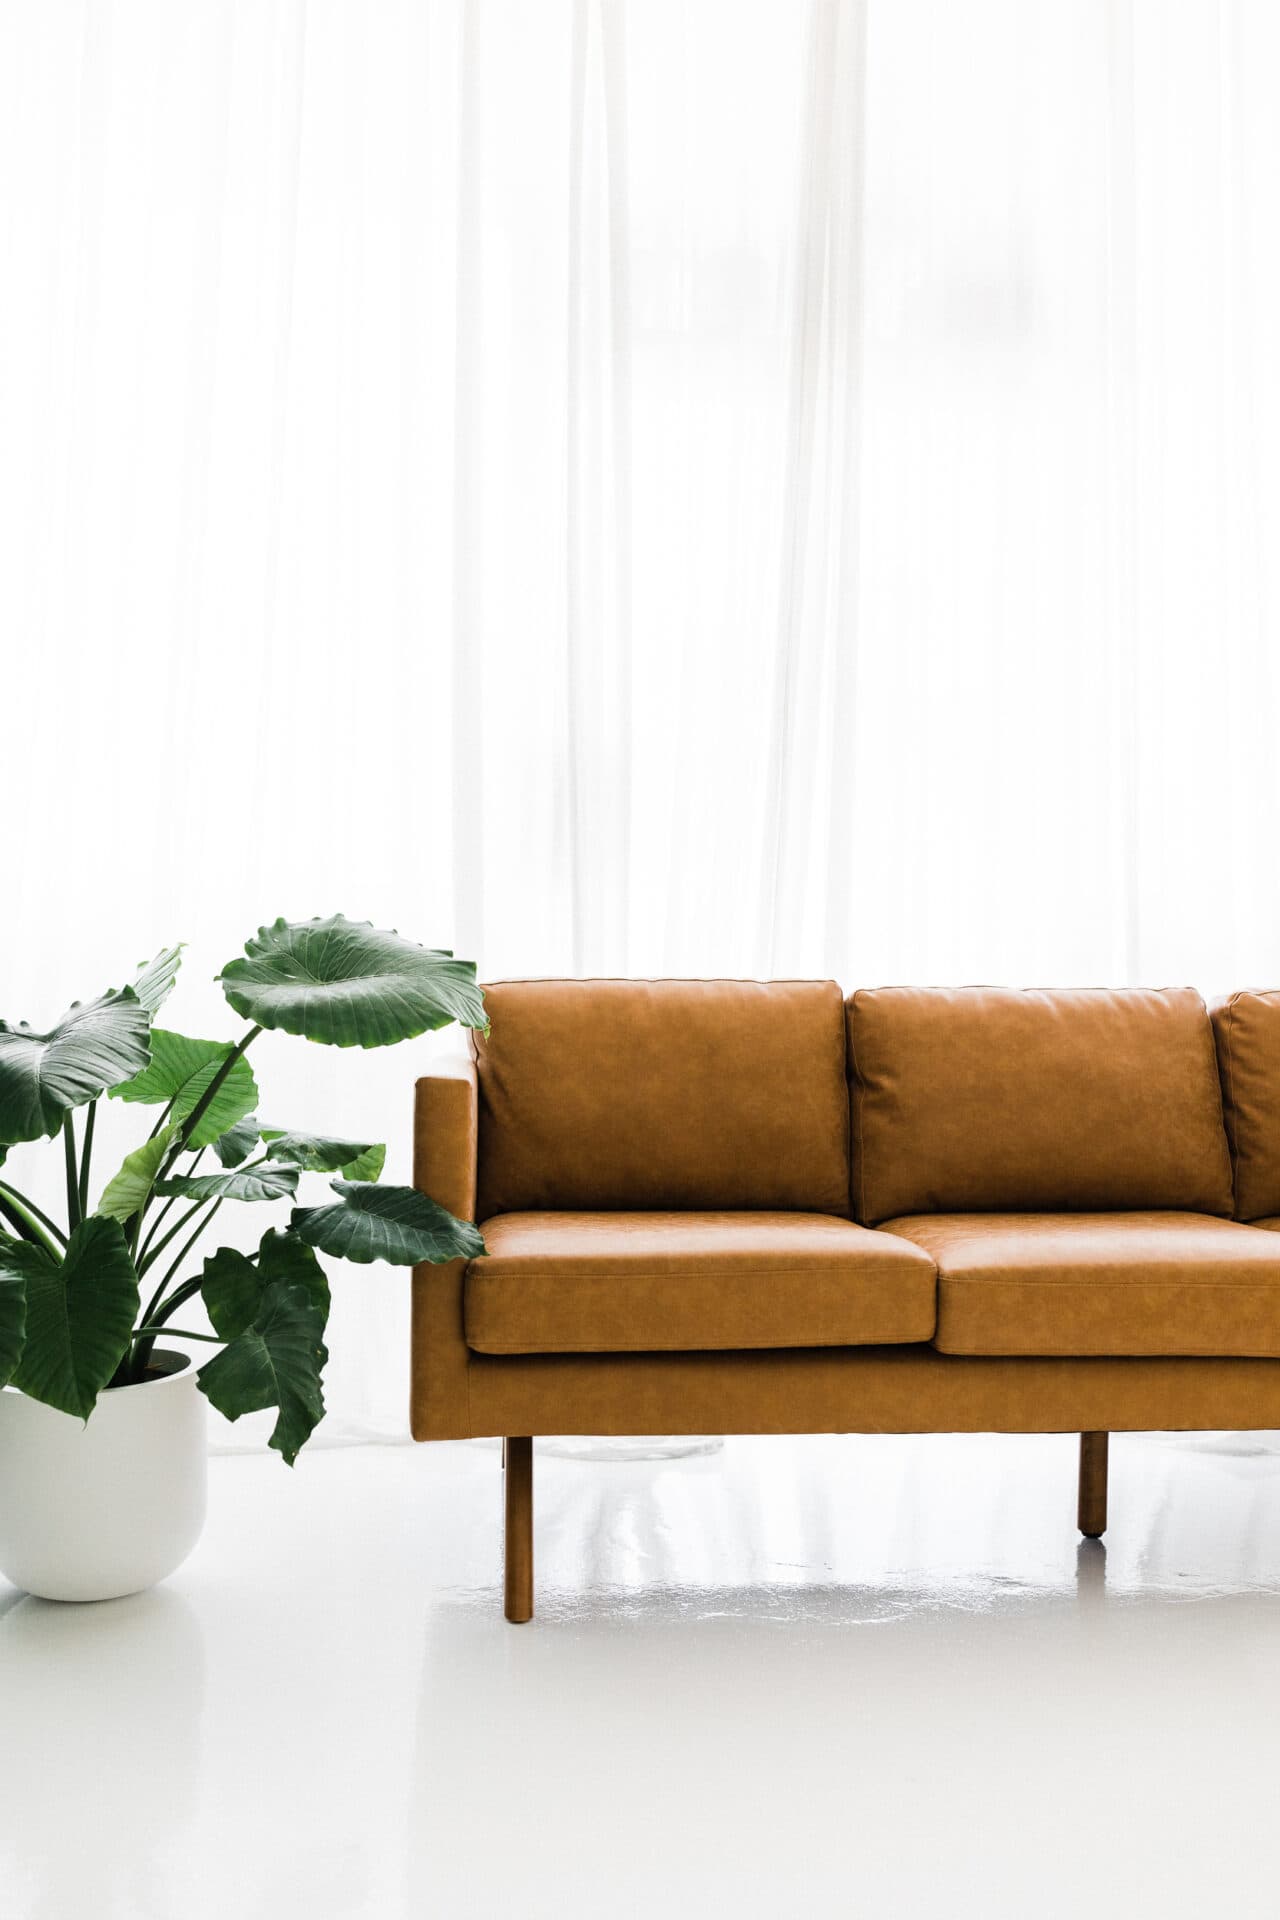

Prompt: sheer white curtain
xmin=2 ymin=0 xmax=1279 ymax=1440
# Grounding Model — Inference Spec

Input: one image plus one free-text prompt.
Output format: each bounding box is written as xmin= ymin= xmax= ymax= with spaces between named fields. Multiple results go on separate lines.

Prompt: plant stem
xmin=62 ymin=1112 xmax=82 ymax=1233
xmin=0 ymin=1181 xmax=68 ymax=1252
xmin=143 ymin=1272 xmax=206 ymax=1328
xmin=138 ymin=1194 xmax=210 ymax=1278
xmin=134 ymin=1324 xmax=222 ymax=1343
xmin=137 ymin=1195 xmax=178 ymax=1266
xmin=0 ymin=1190 xmax=60 ymax=1256
xmin=128 ymin=1133 xmax=196 ymax=1265
xmin=158 ymin=1025 xmax=262 ymax=1178
xmin=78 ymin=1100 xmax=97 ymax=1219
xmin=155 ymin=1199 xmax=221 ymax=1299
xmin=136 ymin=1148 xmax=207 ymax=1270
xmin=130 ymin=1199 xmax=222 ymax=1380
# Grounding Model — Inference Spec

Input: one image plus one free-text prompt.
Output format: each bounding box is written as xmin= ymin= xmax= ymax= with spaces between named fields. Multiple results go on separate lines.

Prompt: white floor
xmin=3 ymin=1431 xmax=1280 ymax=1919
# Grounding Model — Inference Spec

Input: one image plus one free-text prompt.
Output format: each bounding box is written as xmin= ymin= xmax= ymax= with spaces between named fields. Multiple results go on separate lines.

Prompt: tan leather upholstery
xmin=463 ymin=1346 xmax=1280 ymax=1438
xmin=411 ymin=1064 xmax=478 ymax=1439
xmin=848 ymin=986 xmax=1233 ymax=1224
xmin=880 ymin=1212 xmax=1280 ymax=1356
xmin=409 ymin=985 xmax=1280 ymax=1454
xmin=1211 ymin=992 xmax=1280 ymax=1220
xmin=465 ymin=1211 xmax=936 ymax=1354
xmin=474 ymin=978 xmax=850 ymax=1218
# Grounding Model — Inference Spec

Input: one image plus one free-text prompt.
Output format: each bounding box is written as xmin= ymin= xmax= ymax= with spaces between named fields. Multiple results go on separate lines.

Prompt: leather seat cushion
xmin=881 ymin=1213 xmax=1280 ymax=1356
xmin=465 ymin=1212 xmax=937 ymax=1354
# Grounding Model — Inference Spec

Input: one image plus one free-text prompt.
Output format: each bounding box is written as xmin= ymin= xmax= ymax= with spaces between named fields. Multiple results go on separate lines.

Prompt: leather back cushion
xmin=475 ymin=978 xmax=850 ymax=1217
xmin=1211 ymin=992 xmax=1280 ymax=1220
xmin=848 ymin=986 xmax=1233 ymax=1224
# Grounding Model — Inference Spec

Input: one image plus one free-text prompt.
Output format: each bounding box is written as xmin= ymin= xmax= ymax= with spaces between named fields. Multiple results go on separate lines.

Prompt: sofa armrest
xmin=410 ymin=1059 xmax=478 ymax=1440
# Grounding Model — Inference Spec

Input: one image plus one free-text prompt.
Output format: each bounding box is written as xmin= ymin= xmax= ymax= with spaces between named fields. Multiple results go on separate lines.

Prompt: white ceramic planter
xmin=0 ymin=1351 xmax=206 ymax=1602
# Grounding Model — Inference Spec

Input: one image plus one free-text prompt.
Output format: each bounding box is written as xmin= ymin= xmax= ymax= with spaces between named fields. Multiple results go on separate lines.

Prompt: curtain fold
xmin=565 ymin=0 xmax=632 ymax=971
xmin=3 ymin=0 xmax=1280 ymax=1441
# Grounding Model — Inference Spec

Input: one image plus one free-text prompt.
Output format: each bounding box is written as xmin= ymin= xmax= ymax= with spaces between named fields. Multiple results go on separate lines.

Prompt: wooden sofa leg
xmin=504 ymin=1437 xmax=533 ymax=1623
xmin=1078 ymin=1431 xmax=1109 ymax=1539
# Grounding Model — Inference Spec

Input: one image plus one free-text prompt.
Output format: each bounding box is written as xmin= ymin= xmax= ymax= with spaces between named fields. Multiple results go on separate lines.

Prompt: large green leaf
xmin=291 ymin=1180 xmax=485 ymax=1266
xmin=133 ymin=945 xmax=184 ymax=1016
xmin=213 ymin=1112 xmax=261 ymax=1169
xmin=201 ymin=1228 xmax=330 ymax=1341
xmin=197 ymin=1280 xmax=328 ymax=1465
xmin=198 ymin=1247 xmax=259 ymax=1340
xmin=218 ymin=915 xmax=487 ymax=1048
xmin=155 ymin=1162 xmax=299 ymax=1205
xmin=260 ymin=1128 xmax=386 ymax=1182
xmin=0 ymin=1250 xmax=27 ymax=1388
xmin=109 ymin=1029 xmax=259 ymax=1149
xmin=0 ymin=988 xmax=152 ymax=1145
xmin=9 ymin=1216 xmax=139 ymax=1418
xmin=96 ymin=1124 xmax=179 ymax=1222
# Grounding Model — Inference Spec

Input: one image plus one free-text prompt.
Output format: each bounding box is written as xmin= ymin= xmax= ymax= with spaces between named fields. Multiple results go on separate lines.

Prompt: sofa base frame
xmin=437 ymin=1344 xmax=1280 ymax=1444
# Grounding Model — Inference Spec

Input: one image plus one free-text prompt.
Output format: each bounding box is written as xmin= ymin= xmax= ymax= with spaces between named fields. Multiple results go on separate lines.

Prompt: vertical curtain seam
xmin=1103 ymin=0 xmax=1141 ymax=984
xmin=758 ymin=0 xmax=839 ymax=976
xmin=565 ymin=0 xmax=588 ymax=975
xmin=821 ymin=0 xmax=869 ymax=971
xmin=451 ymin=0 xmax=486 ymax=963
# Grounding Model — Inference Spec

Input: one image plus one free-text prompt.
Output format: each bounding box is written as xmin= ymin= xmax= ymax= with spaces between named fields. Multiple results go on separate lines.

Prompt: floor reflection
xmin=408 ymin=1432 xmax=1280 ymax=1917
xmin=1076 ymin=1534 xmax=1107 ymax=1604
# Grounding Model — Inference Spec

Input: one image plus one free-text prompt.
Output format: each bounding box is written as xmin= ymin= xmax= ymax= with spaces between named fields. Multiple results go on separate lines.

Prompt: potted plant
xmin=0 ymin=914 xmax=486 ymax=1602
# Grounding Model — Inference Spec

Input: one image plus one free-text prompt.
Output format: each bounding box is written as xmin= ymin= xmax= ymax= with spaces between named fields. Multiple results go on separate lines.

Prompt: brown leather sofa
xmin=411 ymin=979 xmax=1280 ymax=1621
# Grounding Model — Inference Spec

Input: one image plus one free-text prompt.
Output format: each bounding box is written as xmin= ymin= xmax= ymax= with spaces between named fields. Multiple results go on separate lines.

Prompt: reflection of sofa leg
xmin=504 ymin=1437 xmax=533 ymax=1622
xmin=1078 ymin=1431 xmax=1109 ymax=1538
